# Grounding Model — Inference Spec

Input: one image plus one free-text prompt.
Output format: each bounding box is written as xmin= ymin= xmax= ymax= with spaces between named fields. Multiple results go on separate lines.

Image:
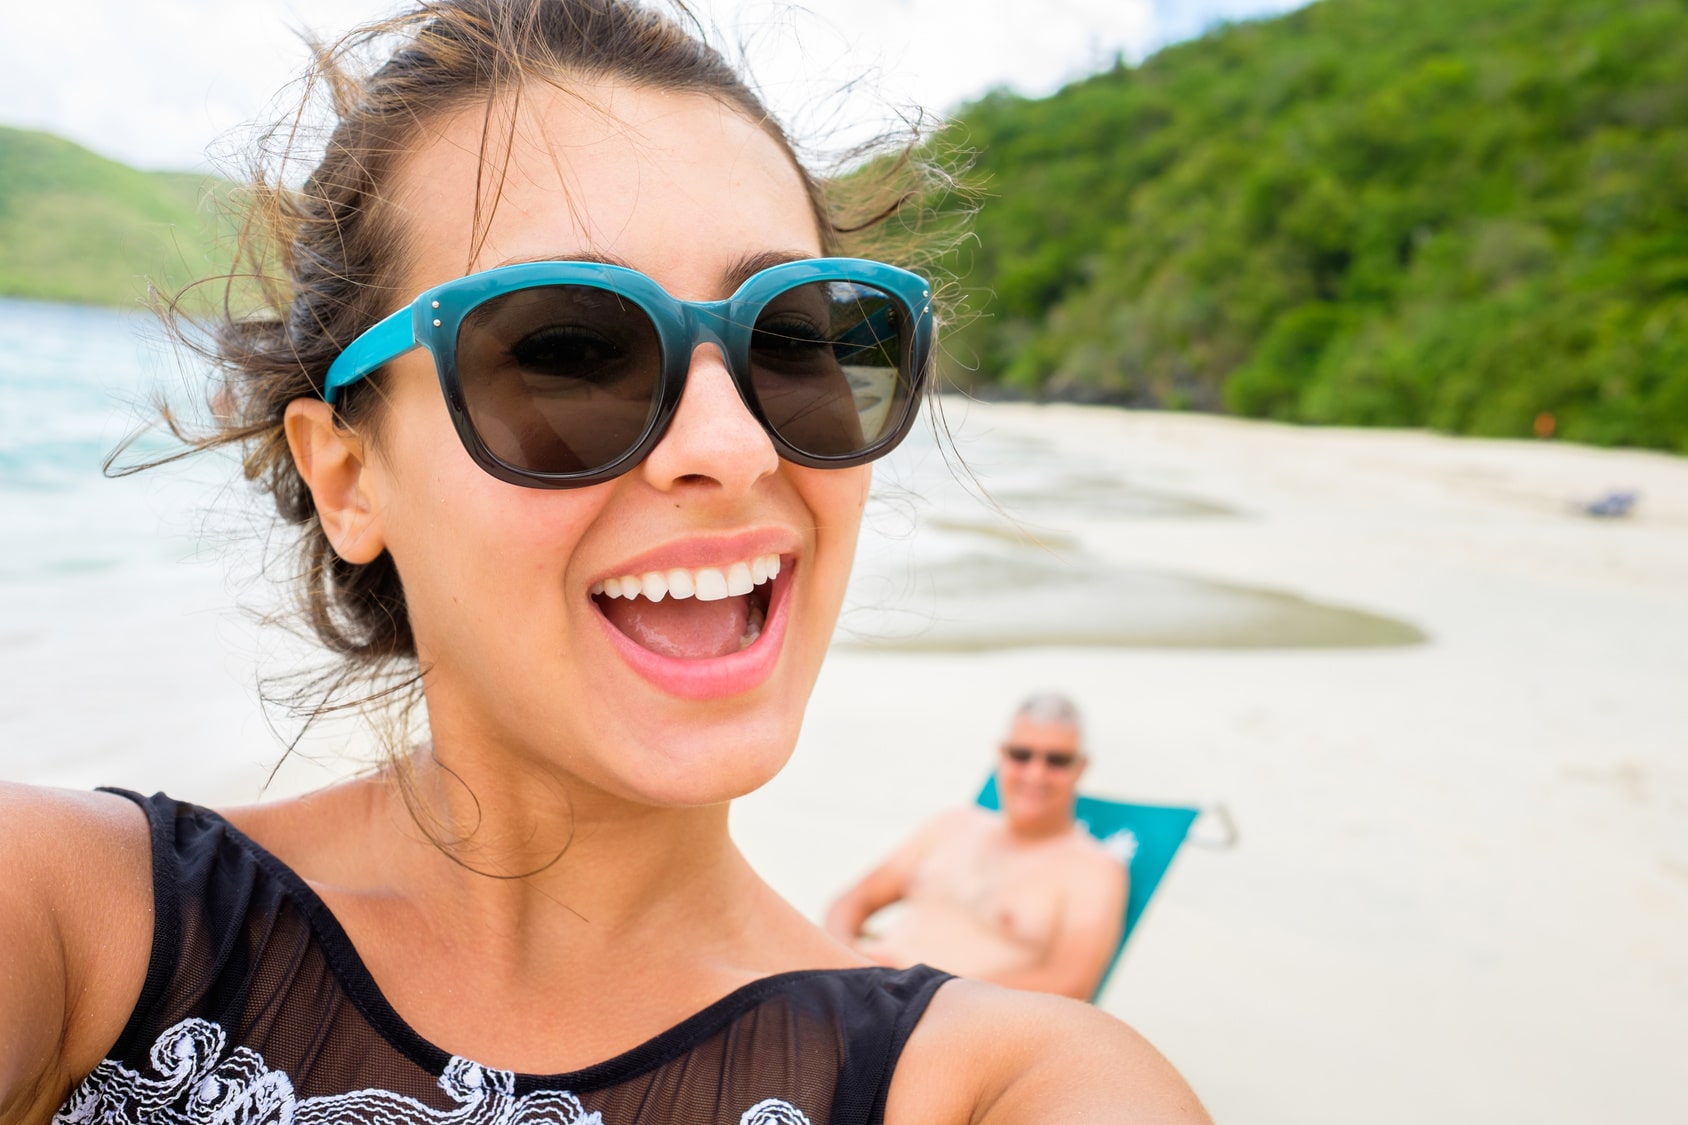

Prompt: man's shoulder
xmin=917 ymin=803 xmax=997 ymax=837
xmin=1067 ymin=825 xmax=1127 ymax=862
xmin=880 ymin=805 xmax=994 ymax=870
xmin=1050 ymin=826 xmax=1131 ymax=887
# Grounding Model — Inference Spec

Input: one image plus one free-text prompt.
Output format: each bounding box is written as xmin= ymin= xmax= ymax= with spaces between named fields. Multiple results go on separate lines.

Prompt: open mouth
xmin=591 ymin=554 xmax=781 ymax=660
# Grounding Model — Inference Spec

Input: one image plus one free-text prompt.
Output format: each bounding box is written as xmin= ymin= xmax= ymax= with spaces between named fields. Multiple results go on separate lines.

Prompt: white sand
xmin=736 ymin=405 xmax=1688 ymax=1124
xmin=5 ymin=403 xmax=1685 ymax=1122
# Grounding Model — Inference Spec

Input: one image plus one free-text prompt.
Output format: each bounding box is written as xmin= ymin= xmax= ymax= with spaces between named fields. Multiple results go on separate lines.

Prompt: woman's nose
xmin=638 ymin=344 xmax=779 ymax=495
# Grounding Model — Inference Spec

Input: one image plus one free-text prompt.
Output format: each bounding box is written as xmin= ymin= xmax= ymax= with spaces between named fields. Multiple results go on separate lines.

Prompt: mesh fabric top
xmin=53 ymin=790 xmax=950 ymax=1125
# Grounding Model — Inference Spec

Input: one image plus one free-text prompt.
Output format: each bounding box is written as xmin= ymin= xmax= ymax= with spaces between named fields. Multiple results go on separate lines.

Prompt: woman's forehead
xmin=386 ymin=81 xmax=821 ymax=295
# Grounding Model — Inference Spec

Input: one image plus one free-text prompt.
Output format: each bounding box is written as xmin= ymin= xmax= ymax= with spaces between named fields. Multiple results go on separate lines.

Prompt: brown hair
xmin=141 ymin=0 xmax=956 ymax=777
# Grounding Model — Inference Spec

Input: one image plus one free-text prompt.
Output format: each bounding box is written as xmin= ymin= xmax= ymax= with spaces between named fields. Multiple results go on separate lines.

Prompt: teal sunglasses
xmin=324 ymin=257 xmax=934 ymax=488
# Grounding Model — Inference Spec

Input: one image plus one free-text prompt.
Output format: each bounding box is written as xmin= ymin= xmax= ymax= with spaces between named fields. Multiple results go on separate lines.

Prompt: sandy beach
xmin=753 ymin=404 xmax=1688 ymax=1124
xmin=3 ymin=385 xmax=1684 ymax=1122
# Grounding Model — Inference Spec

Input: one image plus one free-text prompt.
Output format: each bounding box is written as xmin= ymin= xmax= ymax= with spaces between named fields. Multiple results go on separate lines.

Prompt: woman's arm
xmin=887 ymin=979 xmax=1211 ymax=1124
xmin=0 ymin=787 xmax=152 ymax=1125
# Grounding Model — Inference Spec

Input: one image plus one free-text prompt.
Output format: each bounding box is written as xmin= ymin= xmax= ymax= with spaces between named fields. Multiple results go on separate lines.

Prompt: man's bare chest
xmin=907 ymin=841 xmax=1067 ymax=948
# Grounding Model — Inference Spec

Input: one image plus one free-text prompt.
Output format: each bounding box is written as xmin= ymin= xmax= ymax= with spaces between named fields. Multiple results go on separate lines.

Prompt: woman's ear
xmin=283 ymin=399 xmax=387 ymax=565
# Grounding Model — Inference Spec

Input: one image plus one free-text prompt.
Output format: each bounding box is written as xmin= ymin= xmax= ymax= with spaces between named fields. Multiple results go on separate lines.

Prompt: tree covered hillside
xmin=0 ymin=128 xmax=229 ymax=308
xmin=939 ymin=0 xmax=1688 ymax=451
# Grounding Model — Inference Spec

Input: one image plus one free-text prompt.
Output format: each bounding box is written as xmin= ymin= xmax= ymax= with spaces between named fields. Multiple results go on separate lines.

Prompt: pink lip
xmin=592 ymin=556 xmax=795 ymax=701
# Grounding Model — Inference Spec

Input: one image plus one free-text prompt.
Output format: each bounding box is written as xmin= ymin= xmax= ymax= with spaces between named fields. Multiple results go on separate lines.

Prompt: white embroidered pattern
xmin=53 ymin=1019 xmax=810 ymax=1125
xmin=739 ymin=1100 xmax=812 ymax=1125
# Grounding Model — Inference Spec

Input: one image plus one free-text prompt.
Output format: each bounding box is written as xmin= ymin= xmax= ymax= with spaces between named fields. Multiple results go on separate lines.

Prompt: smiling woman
xmin=0 ymin=3 xmax=1206 ymax=1123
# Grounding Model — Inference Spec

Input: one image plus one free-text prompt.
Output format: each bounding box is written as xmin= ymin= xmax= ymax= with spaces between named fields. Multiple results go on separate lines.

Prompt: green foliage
xmin=937 ymin=0 xmax=1688 ymax=451
xmin=0 ymin=127 xmax=233 ymax=309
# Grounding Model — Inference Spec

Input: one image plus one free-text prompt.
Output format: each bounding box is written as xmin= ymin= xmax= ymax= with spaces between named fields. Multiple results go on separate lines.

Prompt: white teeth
xmin=592 ymin=553 xmax=784 ymax=602
xmin=666 ymin=569 xmax=695 ymax=599
xmin=694 ymin=568 xmax=729 ymax=602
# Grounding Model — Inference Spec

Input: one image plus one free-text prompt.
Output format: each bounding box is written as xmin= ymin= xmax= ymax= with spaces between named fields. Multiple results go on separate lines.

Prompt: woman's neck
xmin=378 ymin=743 xmax=749 ymax=945
xmin=224 ymin=730 xmax=853 ymax=1070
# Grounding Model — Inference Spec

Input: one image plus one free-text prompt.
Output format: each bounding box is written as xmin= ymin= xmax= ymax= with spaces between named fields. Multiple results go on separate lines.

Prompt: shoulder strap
xmin=828 ymin=965 xmax=953 ymax=1125
xmin=95 ymin=788 xmax=287 ymax=1060
xmin=98 ymin=789 xmax=185 ymax=1058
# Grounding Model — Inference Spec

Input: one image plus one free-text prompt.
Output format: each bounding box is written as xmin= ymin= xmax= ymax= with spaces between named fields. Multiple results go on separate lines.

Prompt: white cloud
xmin=1 ymin=0 xmax=1302 ymax=171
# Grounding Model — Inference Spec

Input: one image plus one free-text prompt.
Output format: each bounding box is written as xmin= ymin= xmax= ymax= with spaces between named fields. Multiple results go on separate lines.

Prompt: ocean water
xmin=846 ymin=406 xmax=1425 ymax=652
xmin=0 ymin=297 xmax=1420 ymax=793
xmin=0 ymin=299 xmax=293 ymax=796
xmin=0 ymin=302 xmax=196 ymax=575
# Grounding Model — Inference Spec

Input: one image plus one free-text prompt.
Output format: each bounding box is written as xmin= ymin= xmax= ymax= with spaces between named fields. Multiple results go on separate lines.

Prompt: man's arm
xmin=982 ymin=851 xmax=1127 ymax=1000
xmin=824 ymin=807 xmax=969 ymax=947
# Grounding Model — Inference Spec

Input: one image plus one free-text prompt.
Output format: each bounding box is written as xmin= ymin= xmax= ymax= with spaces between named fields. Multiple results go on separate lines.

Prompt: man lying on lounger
xmin=825 ymin=692 xmax=1128 ymax=1000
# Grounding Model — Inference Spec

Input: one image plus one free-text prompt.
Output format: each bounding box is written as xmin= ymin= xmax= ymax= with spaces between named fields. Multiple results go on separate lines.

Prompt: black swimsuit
xmin=53 ymin=791 xmax=951 ymax=1125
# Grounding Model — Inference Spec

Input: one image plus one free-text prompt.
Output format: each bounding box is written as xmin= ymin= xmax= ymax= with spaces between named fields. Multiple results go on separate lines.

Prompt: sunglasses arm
xmin=322 ymin=307 xmax=420 ymax=405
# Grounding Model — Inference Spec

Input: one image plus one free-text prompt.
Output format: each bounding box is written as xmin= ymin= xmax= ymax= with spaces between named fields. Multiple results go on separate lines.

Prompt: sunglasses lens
xmin=456 ymin=285 xmax=663 ymax=475
xmin=1003 ymin=746 xmax=1076 ymax=768
xmin=748 ymin=281 xmax=916 ymax=458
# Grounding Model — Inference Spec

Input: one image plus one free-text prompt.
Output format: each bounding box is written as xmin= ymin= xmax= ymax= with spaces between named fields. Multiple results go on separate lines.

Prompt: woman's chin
xmin=570 ymin=712 xmax=801 ymax=809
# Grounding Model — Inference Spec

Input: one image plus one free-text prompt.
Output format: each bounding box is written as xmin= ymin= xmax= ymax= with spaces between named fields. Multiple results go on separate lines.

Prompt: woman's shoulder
xmin=213 ymin=777 xmax=381 ymax=878
xmin=887 ymin=978 xmax=1211 ymax=1124
xmin=0 ymin=784 xmax=154 ymax=1122
xmin=0 ymin=779 xmax=150 ymax=837
xmin=0 ymin=783 xmax=154 ymax=913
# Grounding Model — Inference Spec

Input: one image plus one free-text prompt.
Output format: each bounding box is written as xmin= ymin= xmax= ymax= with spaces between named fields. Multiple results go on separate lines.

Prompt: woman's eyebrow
xmin=484 ymin=248 xmax=817 ymax=288
xmin=724 ymin=250 xmax=816 ymax=289
xmin=489 ymin=249 xmax=635 ymax=269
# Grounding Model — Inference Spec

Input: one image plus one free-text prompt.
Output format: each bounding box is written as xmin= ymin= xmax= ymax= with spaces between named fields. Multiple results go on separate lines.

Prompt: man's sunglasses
xmin=1002 ymin=746 xmax=1079 ymax=769
xmin=323 ymin=257 xmax=934 ymax=488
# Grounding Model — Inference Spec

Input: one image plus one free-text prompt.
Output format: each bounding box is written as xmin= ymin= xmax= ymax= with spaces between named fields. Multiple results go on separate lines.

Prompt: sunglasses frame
xmin=323 ymin=257 xmax=935 ymax=488
xmin=1001 ymin=745 xmax=1080 ymax=769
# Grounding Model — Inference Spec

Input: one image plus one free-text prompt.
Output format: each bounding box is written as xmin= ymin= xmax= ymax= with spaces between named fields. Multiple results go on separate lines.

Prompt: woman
xmin=0 ymin=3 xmax=1207 ymax=1122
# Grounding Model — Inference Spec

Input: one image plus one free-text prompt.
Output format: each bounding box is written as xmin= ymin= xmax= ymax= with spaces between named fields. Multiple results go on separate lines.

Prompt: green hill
xmin=938 ymin=0 xmax=1688 ymax=451
xmin=0 ymin=127 xmax=232 ymax=308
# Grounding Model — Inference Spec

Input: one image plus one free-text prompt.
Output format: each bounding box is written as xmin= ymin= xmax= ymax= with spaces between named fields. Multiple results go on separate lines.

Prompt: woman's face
xmin=359 ymin=82 xmax=869 ymax=808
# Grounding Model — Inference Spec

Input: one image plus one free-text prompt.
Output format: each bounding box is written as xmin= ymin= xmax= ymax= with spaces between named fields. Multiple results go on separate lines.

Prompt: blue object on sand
xmin=1583 ymin=490 xmax=1638 ymax=518
xmin=976 ymin=776 xmax=1207 ymax=1001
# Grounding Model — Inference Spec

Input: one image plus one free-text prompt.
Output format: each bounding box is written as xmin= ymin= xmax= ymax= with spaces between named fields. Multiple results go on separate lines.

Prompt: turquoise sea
xmin=0 ymin=301 xmax=194 ymax=576
xmin=0 ymin=295 xmax=1419 ymax=794
xmin=0 ymin=299 xmax=294 ymax=795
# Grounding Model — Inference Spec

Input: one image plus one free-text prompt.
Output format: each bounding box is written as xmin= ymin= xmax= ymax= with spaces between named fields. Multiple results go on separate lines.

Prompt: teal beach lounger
xmin=975 ymin=776 xmax=1232 ymax=1001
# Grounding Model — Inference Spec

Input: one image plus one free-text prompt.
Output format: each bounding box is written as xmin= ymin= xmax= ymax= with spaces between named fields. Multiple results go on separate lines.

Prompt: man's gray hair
xmin=1014 ymin=691 xmax=1082 ymax=730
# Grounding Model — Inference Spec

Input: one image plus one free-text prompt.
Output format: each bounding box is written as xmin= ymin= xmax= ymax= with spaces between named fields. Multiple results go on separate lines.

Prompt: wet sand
xmin=4 ymin=402 xmax=1686 ymax=1122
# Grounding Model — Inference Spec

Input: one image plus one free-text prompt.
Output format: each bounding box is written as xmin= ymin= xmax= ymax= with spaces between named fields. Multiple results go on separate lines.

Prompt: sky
xmin=1 ymin=0 xmax=1308 ymax=172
